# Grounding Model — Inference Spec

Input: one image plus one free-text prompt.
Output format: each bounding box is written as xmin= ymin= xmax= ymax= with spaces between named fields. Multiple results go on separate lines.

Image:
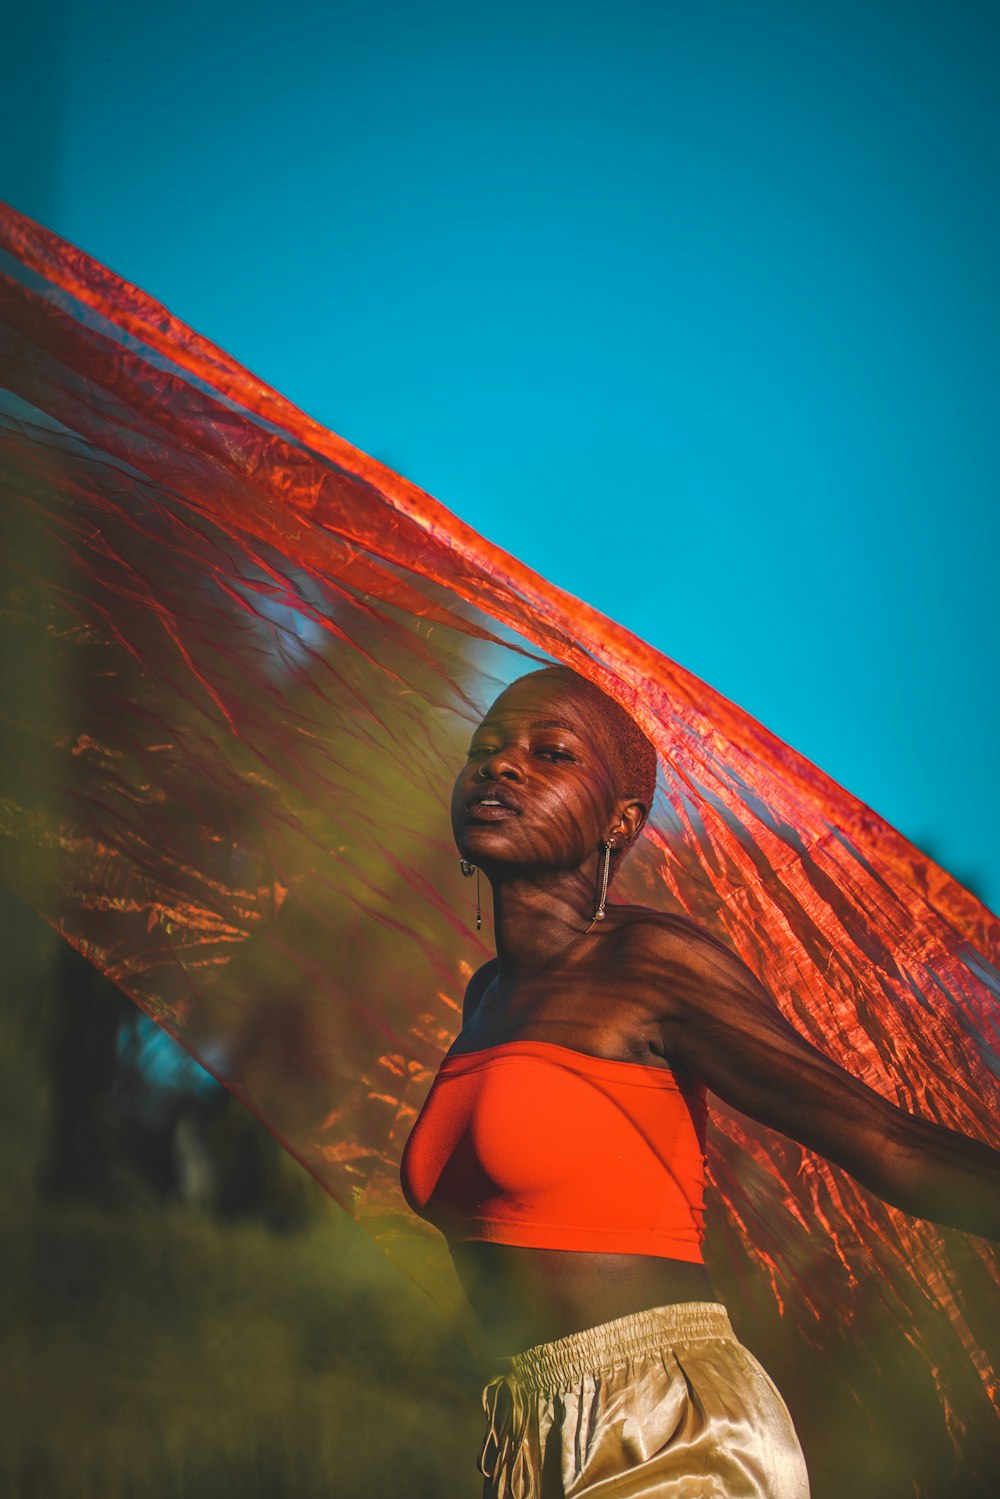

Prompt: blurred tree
xmin=39 ymin=936 xmax=133 ymax=1203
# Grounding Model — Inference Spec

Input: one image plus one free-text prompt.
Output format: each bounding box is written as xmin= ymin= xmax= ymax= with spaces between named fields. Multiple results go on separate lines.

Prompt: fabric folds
xmin=1 ymin=200 xmax=998 ymax=1492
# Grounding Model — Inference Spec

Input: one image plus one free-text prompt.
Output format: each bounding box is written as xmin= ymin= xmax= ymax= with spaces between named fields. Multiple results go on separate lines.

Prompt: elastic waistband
xmin=501 ymin=1302 xmax=735 ymax=1392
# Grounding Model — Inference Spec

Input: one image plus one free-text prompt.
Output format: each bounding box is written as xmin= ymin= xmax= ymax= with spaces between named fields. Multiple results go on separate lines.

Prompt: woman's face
xmin=450 ymin=676 xmax=620 ymax=875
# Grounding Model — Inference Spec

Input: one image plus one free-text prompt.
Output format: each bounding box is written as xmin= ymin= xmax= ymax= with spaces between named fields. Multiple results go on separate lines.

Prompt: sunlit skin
xmin=448 ymin=672 xmax=1000 ymax=1360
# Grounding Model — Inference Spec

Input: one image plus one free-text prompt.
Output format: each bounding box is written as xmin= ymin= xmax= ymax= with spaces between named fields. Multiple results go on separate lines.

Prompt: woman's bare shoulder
xmin=607 ymin=904 xmax=733 ymax=958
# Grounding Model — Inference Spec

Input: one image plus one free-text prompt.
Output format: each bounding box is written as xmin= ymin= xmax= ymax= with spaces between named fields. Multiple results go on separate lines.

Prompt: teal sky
xmin=4 ymin=0 xmax=998 ymax=911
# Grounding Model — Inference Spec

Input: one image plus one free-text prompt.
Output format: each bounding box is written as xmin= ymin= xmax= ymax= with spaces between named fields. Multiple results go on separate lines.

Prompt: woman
xmin=401 ymin=663 xmax=1000 ymax=1499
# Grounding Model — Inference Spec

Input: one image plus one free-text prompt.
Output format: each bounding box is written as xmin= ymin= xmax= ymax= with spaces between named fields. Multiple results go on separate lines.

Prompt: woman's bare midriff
xmin=451 ymin=1241 xmax=715 ymax=1358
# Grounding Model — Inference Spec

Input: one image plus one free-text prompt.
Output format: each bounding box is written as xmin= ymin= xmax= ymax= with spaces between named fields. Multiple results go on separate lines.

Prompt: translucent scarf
xmin=2 ymin=201 xmax=997 ymax=1492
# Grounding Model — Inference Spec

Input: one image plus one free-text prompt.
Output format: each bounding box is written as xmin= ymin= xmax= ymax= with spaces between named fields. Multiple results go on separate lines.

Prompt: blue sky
xmin=4 ymin=0 xmax=998 ymax=910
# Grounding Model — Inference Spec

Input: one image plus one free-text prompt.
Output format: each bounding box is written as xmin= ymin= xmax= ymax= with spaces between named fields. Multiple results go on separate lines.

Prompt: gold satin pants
xmin=478 ymin=1301 xmax=810 ymax=1498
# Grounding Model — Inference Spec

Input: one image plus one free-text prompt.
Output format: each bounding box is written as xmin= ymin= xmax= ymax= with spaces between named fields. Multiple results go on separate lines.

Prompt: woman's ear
xmin=613 ymin=798 xmax=648 ymax=845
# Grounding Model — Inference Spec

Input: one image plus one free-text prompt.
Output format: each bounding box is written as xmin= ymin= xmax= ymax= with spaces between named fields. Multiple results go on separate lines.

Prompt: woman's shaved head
xmin=506 ymin=664 xmax=658 ymax=862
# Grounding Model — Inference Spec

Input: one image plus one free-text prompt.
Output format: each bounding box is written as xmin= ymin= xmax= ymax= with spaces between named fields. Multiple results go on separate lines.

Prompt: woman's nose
xmin=477 ymin=750 xmax=524 ymax=780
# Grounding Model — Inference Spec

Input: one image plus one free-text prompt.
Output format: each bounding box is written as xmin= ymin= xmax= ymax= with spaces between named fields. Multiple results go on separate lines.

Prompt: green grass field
xmin=0 ymin=1202 xmax=484 ymax=1498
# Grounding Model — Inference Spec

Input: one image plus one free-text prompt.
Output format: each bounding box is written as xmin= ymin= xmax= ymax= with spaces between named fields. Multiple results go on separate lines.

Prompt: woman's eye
xmin=466 ymin=745 xmax=574 ymax=762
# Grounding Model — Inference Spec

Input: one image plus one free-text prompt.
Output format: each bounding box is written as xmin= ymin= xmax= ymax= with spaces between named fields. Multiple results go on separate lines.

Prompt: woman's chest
xmin=451 ymin=972 xmax=672 ymax=1070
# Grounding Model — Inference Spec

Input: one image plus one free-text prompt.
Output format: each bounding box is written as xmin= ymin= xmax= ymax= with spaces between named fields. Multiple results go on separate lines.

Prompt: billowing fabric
xmin=478 ymin=1301 xmax=810 ymax=1498
xmin=399 ymin=1039 xmax=708 ymax=1257
xmin=1 ymin=200 xmax=998 ymax=1489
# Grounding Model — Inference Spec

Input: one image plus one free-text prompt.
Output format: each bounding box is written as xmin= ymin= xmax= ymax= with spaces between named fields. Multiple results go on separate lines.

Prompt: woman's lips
xmin=465 ymin=804 xmax=519 ymax=821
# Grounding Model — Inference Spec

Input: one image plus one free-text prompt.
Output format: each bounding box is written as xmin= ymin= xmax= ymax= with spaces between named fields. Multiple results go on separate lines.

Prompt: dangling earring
xmin=460 ymin=859 xmax=482 ymax=931
xmin=585 ymin=839 xmax=614 ymax=933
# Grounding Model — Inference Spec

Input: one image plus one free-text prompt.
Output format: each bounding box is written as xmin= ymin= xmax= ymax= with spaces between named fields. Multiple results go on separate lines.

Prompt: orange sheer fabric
xmin=1 ymin=201 xmax=997 ymax=1489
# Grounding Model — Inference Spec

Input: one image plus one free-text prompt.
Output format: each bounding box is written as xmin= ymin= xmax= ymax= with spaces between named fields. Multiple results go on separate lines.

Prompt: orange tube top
xmin=399 ymin=1040 xmax=708 ymax=1260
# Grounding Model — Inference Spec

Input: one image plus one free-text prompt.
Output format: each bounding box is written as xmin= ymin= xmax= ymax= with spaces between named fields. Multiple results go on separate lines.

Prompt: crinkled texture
xmin=1 ymin=201 xmax=998 ymax=1492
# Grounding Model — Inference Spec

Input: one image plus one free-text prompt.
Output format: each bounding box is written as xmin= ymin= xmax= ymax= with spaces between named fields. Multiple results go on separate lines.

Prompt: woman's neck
xmin=486 ymin=868 xmax=609 ymax=985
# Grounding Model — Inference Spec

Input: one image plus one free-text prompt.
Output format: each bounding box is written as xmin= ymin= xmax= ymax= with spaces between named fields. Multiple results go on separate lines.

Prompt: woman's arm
xmin=644 ymin=920 xmax=1000 ymax=1240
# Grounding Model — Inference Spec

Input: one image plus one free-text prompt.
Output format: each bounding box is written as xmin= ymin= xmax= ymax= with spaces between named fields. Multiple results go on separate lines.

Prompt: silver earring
xmin=459 ymin=859 xmax=482 ymax=931
xmin=586 ymin=839 xmax=614 ymax=932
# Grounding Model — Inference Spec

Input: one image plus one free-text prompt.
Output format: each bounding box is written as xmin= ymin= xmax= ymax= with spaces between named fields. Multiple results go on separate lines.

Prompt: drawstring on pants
xmin=479 ymin=1369 xmax=534 ymax=1498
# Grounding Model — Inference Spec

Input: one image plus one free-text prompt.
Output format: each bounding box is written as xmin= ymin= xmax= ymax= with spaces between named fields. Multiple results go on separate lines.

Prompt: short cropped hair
xmin=511 ymin=665 xmax=658 ymax=866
